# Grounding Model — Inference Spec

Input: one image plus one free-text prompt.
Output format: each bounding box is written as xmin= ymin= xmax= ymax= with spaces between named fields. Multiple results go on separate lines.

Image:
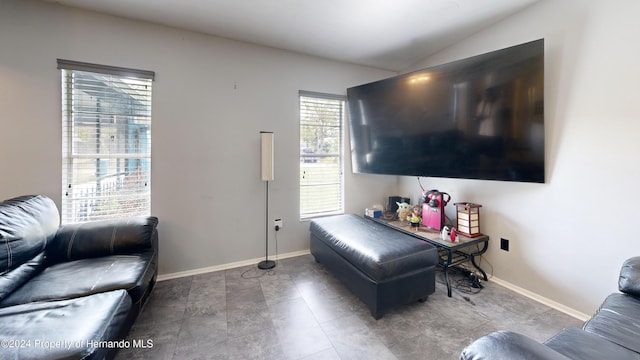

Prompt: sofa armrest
xmin=619 ymin=256 xmax=640 ymax=297
xmin=460 ymin=331 xmax=570 ymax=360
xmin=47 ymin=216 xmax=158 ymax=263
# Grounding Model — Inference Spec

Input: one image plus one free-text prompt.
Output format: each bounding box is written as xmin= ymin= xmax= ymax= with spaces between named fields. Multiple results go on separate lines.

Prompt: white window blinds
xmin=299 ymin=91 xmax=345 ymax=219
xmin=58 ymin=59 xmax=154 ymax=224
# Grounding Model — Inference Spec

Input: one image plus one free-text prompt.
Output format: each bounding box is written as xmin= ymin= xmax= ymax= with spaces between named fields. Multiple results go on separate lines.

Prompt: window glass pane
xmin=299 ymin=93 xmax=345 ymax=219
xmin=61 ymin=67 xmax=152 ymax=224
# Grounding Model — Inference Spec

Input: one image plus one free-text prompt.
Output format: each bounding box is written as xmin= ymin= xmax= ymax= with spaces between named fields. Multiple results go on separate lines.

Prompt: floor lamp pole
xmin=258 ymin=180 xmax=275 ymax=270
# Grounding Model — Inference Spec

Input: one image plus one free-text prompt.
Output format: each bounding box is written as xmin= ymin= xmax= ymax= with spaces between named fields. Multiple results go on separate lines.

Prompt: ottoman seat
xmin=310 ymin=214 xmax=437 ymax=318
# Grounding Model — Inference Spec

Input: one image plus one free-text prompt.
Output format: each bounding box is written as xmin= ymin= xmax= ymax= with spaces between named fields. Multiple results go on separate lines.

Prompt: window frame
xmin=58 ymin=59 xmax=154 ymax=224
xmin=299 ymin=90 xmax=346 ymax=220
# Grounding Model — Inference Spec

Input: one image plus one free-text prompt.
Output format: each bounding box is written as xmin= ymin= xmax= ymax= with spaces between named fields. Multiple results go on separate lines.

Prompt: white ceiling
xmin=45 ymin=0 xmax=539 ymax=71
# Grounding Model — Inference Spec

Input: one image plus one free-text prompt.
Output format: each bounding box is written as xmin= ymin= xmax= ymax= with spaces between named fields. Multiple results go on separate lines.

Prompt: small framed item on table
xmin=455 ymin=202 xmax=482 ymax=237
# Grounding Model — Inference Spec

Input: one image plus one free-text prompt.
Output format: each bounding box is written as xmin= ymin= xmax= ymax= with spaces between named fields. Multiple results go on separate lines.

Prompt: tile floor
xmin=116 ymin=254 xmax=583 ymax=360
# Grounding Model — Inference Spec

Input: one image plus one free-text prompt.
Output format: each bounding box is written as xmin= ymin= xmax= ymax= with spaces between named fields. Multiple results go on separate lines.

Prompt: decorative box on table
xmin=365 ymin=208 xmax=382 ymax=218
xmin=455 ymin=202 xmax=482 ymax=237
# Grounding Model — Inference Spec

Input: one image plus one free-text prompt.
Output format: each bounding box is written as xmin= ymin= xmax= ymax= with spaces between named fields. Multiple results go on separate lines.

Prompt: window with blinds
xmin=299 ymin=91 xmax=345 ymax=219
xmin=58 ymin=59 xmax=154 ymax=224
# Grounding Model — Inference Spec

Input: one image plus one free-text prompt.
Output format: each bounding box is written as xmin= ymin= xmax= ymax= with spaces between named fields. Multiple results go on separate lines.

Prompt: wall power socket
xmin=274 ymin=219 xmax=283 ymax=231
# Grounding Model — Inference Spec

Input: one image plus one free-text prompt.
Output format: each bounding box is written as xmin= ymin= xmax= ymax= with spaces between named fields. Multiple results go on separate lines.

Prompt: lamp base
xmin=258 ymin=260 xmax=276 ymax=270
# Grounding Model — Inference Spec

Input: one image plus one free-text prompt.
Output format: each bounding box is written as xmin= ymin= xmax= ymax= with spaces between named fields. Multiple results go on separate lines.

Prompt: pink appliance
xmin=421 ymin=190 xmax=451 ymax=231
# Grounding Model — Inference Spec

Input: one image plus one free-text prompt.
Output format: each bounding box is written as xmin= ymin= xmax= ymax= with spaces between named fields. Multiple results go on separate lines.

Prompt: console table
xmin=365 ymin=215 xmax=489 ymax=297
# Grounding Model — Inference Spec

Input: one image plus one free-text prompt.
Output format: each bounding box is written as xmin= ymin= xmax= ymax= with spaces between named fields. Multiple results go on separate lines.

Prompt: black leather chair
xmin=460 ymin=257 xmax=640 ymax=360
xmin=0 ymin=195 xmax=158 ymax=360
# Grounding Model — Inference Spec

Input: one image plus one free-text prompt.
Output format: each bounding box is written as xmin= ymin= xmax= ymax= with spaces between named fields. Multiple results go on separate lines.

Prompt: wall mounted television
xmin=347 ymin=39 xmax=545 ymax=183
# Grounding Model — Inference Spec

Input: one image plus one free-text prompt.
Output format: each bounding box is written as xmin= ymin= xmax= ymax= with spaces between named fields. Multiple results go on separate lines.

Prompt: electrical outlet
xmin=274 ymin=218 xmax=283 ymax=231
xmin=500 ymin=238 xmax=510 ymax=251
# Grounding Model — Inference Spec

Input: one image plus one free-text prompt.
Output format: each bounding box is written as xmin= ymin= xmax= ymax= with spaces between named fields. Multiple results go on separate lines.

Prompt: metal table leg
xmin=444 ymin=249 xmax=453 ymax=297
xmin=470 ymin=240 xmax=489 ymax=281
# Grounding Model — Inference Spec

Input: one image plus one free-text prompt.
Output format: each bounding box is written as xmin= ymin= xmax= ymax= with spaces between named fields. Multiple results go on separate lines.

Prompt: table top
xmin=365 ymin=215 xmax=489 ymax=250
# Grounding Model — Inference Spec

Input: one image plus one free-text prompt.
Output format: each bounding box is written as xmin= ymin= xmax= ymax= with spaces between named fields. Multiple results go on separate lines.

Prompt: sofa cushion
xmin=619 ymin=257 xmax=640 ymax=297
xmin=0 ymin=252 xmax=47 ymax=302
xmin=47 ymin=216 xmax=159 ymax=264
xmin=309 ymin=214 xmax=437 ymax=281
xmin=0 ymin=290 xmax=131 ymax=360
xmin=544 ymin=327 xmax=639 ymax=360
xmin=459 ymin=330 xmax=571 ymax=360
xmin=0 ymin=195 xmax=59 ymax=273
xmin=583 ymin=293 xmax=640 ymax=354
xmin=0 ymin=252 xmax=156 ymax=308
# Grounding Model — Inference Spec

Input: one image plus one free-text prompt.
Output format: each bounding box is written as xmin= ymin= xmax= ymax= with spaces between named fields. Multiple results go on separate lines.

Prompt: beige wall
xmin=0 ymin=0 xmax=397 ymax=275
xmin=398 ymin=0 xmax=640 ymax=315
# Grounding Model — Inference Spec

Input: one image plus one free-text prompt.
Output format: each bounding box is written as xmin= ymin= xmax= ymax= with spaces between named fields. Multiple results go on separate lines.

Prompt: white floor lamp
xmin=258 ymin=131 xmax=276 ymax=270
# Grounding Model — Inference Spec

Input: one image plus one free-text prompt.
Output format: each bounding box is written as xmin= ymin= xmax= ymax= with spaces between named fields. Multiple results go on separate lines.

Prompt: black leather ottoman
xmin=309 ymin=214 xmax=437 ymax=319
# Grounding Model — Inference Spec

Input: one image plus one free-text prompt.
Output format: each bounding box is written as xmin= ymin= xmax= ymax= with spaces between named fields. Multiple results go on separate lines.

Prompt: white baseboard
xmin=490 ymin=276 xmax=591 ymax=322
xmin=156 ymin=250 xmax=311 ymax=281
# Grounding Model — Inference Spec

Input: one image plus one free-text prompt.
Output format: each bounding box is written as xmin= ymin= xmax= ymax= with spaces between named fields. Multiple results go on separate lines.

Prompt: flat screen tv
xmin=347 ymin=39 xmax=544 ymax=183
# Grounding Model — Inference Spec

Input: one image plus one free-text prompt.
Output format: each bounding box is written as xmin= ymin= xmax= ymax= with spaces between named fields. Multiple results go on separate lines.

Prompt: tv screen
xmin=347 ymin=39 xmax=545 ymax=183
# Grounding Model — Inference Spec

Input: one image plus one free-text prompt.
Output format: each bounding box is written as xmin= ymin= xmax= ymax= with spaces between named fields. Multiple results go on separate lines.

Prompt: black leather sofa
xmin=460 ymin=256 xmax=640 ymax=360
xmin=0 ymin=195 xmax=158 ymax=360
xmin=310 ymin=214 xmax=437 ymax=319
